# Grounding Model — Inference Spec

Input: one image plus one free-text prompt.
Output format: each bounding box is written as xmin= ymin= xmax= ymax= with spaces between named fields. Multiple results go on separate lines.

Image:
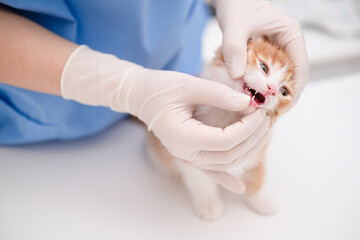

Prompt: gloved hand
xmin=214 ymin=0 xmax=309 ymax=105
xmin=61 ymin=45 xmax=270 ymax=192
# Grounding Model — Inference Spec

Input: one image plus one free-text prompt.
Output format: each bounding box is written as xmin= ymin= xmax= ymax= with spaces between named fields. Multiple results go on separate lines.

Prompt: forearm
xmin=0 ymin=6 xmax=77 ymax=95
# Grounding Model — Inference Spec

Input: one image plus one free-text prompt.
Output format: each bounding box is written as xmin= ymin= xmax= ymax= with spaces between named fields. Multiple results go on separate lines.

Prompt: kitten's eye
xmin=259 ymin=61 xmax=268 ymax=74
xmin=280 ymin=86 xmax=289 ymax=96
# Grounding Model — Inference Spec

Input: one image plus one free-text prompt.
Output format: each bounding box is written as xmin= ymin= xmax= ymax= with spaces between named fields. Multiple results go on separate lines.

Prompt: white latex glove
xmin=214 ymin=0 xmax=309 ymax=105
xmin=61 ymin=46 xmax=270 ymax=192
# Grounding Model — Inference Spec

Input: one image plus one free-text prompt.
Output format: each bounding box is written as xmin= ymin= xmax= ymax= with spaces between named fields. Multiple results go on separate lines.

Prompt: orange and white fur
xmin=146 ymin=37 xmax=295 ymax=220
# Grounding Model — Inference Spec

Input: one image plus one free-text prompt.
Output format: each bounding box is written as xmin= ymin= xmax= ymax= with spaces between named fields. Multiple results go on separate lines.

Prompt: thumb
xmin=184 ymin=77 xmax=250 ymax=112
xmin=283 ymin=38 xmax=309 ymax=107
xmin=222 ymin=31 xmax=248 ymax=79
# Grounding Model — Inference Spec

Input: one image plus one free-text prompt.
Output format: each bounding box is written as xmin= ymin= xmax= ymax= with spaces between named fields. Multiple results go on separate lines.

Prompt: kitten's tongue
xmin=242 ymin=83 xmax=266 ymax=108
xmin=250 ymin=99 xmax=258 ymax=108
xmin=249 ymin=89 xmax=265 ymax=105
xmin=255 ymin=93 xmax=265 ymax=104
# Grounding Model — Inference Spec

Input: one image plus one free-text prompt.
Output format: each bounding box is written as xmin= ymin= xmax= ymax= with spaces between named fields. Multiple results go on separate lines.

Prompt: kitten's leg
xmin=177 ymin=161 xmax=223 ymax=221
xmin=242 ymin=145 xmax=279 ymax=215
xmin=147 ymin=132 xmax=222 ymax=220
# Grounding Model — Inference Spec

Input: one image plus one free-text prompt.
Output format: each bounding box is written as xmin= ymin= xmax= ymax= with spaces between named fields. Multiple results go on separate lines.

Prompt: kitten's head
xmin=207 ymin=37 xmax=295 ymax=117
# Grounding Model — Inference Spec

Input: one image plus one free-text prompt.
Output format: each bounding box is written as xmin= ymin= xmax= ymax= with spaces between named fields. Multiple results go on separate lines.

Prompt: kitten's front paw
xmin=245 ymin=190 xmax=279 ymax=215
xmin=195 ymin=200 xmax=223 ymax=221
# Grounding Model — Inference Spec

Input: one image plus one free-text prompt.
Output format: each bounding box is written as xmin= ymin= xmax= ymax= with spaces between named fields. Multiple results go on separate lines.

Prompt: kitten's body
xmin=147 ymin=38 xmax=296 ymax=220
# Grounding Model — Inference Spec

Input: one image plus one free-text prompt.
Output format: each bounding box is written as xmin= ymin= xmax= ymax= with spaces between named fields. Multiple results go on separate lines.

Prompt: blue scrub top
xmin=0 ymin=0 xmax=209 ymax=145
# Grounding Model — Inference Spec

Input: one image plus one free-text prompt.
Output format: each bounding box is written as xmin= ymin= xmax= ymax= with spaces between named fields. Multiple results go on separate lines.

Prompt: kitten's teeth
xmin=252 ymin=95 xmax=255 ymax=100
xmin=255 ymin=91 xmax=258 ymax=94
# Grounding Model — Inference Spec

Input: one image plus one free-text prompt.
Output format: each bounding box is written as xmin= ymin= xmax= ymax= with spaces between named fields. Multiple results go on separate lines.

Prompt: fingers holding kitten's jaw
xmin=274 ymin=18 xmax=308 ymax=91
xmin=183 ymin=77 xmax=251 ymax=112
xmin=221 ymin=29 xmax=249 ymax=79
xmin=197 ymin=131 xmax=270 ymax=172
xmin=283 ymin=38 xmax=309 ymax=106
xmin=193 ymin=114 xmax=269 ymax=165
xmin=285 ymin=38 xmax=309 ymax=84
xmin=186 ymin=109 xmax=268 ymax=154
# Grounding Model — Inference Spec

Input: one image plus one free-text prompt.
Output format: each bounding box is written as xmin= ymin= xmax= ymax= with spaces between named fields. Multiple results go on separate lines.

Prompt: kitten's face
xmin=208 ymin=38 xmax=295 ymax=117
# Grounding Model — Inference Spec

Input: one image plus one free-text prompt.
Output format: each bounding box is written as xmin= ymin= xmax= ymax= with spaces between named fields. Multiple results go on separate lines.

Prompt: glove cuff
xmin=60 ymin=45 xmax=89 ymax=99
xmin=60 ymin=45 xmax=144 ymax=113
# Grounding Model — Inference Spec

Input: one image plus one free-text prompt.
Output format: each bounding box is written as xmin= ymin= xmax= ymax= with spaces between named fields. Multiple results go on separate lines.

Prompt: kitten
xmin=146 ymin=37 xmax=295 ymax=221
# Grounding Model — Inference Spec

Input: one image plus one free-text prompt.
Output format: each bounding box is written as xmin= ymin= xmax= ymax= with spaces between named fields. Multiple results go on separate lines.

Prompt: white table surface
xmin=1 ymin=71 xmax=360 ymax=239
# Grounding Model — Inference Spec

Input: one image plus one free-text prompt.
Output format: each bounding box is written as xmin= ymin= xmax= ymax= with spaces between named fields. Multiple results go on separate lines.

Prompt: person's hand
xmin=214 ymin=0 xmax=309 ymax=105
xmin=61 ymin=46 xmax=270 ymax=192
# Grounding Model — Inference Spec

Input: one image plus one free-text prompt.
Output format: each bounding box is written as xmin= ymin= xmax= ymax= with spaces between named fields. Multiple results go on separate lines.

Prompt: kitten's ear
xmin=260 ymin=35 xmax=283 ymax=49
xmin=265 ymin=35 xmax=285 ymax=51
xmin=262 ymin=35 xmax=271 ymax=43
xmin=247 ymin=48 xmax=254 ymax=57
xmin=248 ymin=36 xmax=270 ymax=44
xmin=247 ymin=37 xmax=255 ymax=44
xmin=211 ymin=47 xmax=225 ymax=66
xmin=214 ymin=47 xmax=224 ymax=59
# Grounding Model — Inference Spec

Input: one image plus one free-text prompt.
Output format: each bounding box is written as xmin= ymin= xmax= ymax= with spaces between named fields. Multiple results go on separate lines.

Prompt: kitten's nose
xmin=267 ymin=83 xmax=277 ymax=96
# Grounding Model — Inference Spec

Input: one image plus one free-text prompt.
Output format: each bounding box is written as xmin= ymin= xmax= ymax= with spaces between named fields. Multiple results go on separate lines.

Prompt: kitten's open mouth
xmin=243 ymin=83 xmax=265 ymax=105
